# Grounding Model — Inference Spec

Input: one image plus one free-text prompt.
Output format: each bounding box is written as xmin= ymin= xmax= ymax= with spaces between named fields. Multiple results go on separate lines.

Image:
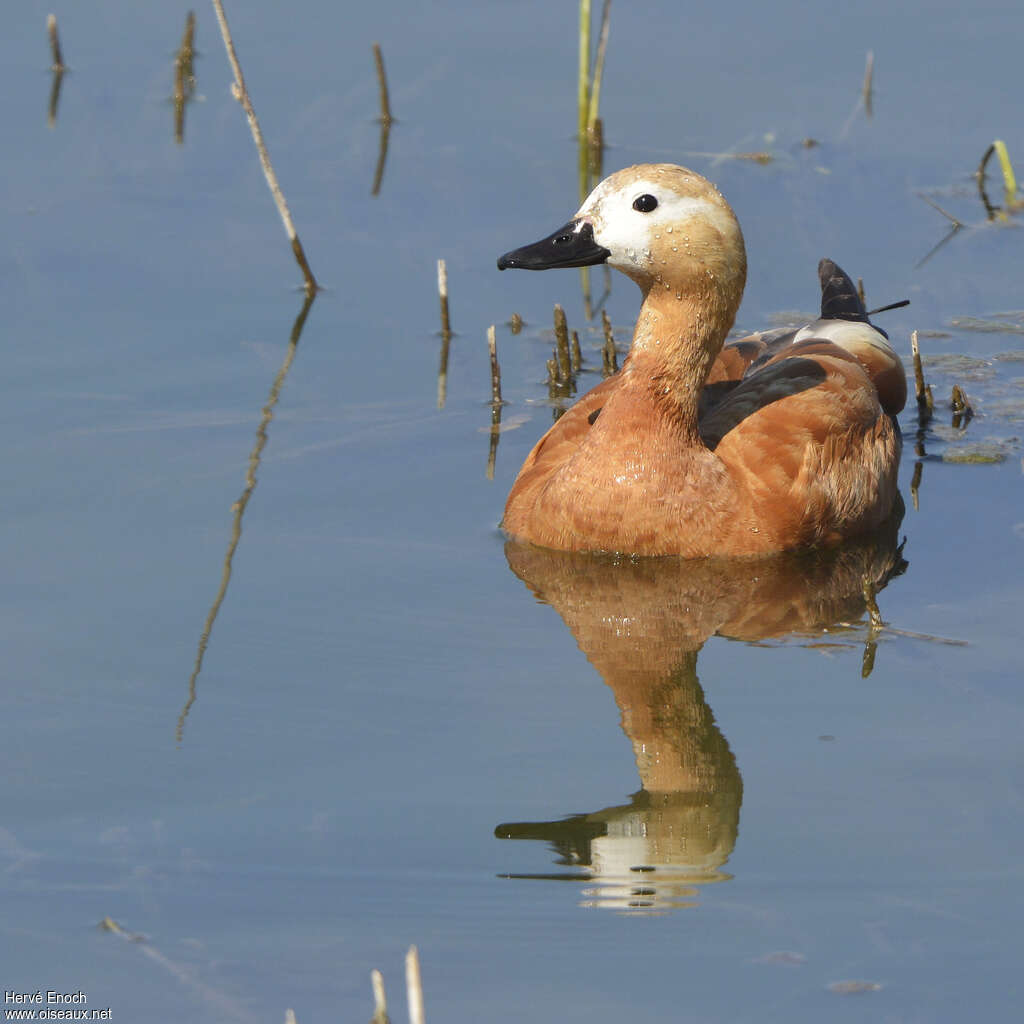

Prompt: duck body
xmin=497 ymin=164 xmax=906 ymax=558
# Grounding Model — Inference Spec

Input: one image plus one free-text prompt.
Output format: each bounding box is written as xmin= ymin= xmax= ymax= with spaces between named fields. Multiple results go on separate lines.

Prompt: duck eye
xmin=632 ymin=194 xmax=658 ymax=213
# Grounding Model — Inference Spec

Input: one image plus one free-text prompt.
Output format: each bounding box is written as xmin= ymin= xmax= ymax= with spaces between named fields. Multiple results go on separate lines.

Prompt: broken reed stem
xmin=950 ymin=383 xmax=973 ymax=429
xmin=284 ymin=1012 xmax=297 ymax=1024
xmin=570 ymin=330 xmax=582 ymax=373
xmin=437 ymin=260 xmax=451 ymax=409
xmin=601 ymin=309 xmax=617 ymax=375
xmin=862 ymin=50 xmax=874 ymax=118
xmin=860 ymin=575 xmax=882 ymax=677
xmin=373 ymin=43 xmax=393 ymax=125
xmin=174 ymin=64 xmax=185 ymax=143
xmin=486 ymin=404 xmax=501 ymax=481
xmin=553 ymin=304 xmax=572 ymax=382
xmin=862 ymin=577 xmax=884 ymax=629
xmin=861 ymin=636 xmax=878 ymax=678
xmin=509 ymin=312 xmax=523 ymax=335
xmin=210 ymin=0 xmax=318 ymax=295
xmin=909 ymin=330 xmax=933 ymax=417
xmin=437 ymin=259 xmax=451 ymax=337
xmin=405 ymin=946 xmax=425 ymax=1024
xmin=487 ymin=325 xmax=502 ymax=405
xmin=47 ymin=69 xmax=64 ymax=128
xmin=174 ymin=12 xmax=197 ymax=144
xmin=179 ymin=11 xmax=196 ymax=70
xmin=47 ymin=14 xmax=65 ymax=71
xmin=910 ymin=461 xmax=922 ymax=511
xmin=856 ymin=277 xmax=866 ymax=308
xmin=370 ymin=969 xmax=390 ymax=1024
xmin=371 ymin=118 xmax=391 ymax=196
xmin=436 ymin=261 xmax=450 ymax=406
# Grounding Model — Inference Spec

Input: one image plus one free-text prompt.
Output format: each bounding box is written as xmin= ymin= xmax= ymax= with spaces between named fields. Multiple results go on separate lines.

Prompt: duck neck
xmin=624 ymin=285 xmax=737 ymax=439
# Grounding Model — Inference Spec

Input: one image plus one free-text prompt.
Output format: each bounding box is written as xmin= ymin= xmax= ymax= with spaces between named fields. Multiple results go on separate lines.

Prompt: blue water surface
xmin=2 ymin=1 xmax=1022 ymax=1021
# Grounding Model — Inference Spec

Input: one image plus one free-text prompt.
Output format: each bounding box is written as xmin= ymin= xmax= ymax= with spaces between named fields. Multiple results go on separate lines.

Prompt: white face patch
xmin=576 ymin=176 xmax=737 ymax=274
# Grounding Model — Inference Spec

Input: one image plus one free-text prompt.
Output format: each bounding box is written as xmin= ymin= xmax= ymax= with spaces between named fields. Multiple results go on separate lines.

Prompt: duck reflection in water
xmin=495 ymin=513 xmax=905 ymax=912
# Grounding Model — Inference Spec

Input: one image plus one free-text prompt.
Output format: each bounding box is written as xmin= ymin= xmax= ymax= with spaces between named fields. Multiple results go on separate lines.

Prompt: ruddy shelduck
xmin=497 ymin=163 xmax=906 ymax=557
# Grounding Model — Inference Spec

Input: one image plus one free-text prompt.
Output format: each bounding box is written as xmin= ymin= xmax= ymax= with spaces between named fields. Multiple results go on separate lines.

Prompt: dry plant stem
xmin=910 ymin=461 xmax=922 ymax=511
xmin=47 ymin=14 xmax=65 ymax=70
xmin=510 ymin=312 xmax=523 ymax=334
xmin=857 ymin=277 xmax=866 ymax=307
xmin=950 ymin=383 xmax=972 ymax=429
xmin=371 ymin=118 xmax=391 ymax=196
xmin=601 ymin=309 xmax=617 ymax=376
xmin=405 ymin=946 xmax=425 ymax=1024
xmin=100 ymin=917 xmax=252 ymax=1020
xmin=577 ymin=1 xmax=592 ymax=203
xmin=284 ymin=1012 xmax=297 ymax=1024
xmin=437 ymin=259 xmax=451 ymax=336
xmin=47 ymin=66 xmax=65 ymax=128
xmin=437 ymin=330 xmax=450 ymax=409
xmin=587 ymin=0 xmax=612 ymax=131
xmin=862 ymin=50 xmax=874 ymax=117
xmin=977 ymin=142 xmax=996 ymax=183
xmin=173 ymin=12 xmax=196 ymax=144
xmin=734 ymin=151 xmax=773 ymax=164
xmin=174 ymin=68 xmax=185 ymax=143
xmin=919 ymin=193 xmax=963 ymax=227
xmin=976 ymin=143 xmax=999 ymax=219
xmin=486 ymin=404 xmax=501 ymax=481
xmin=993 ymin=140 xmax=1018 ymax=203
xmin=862 ymin=577 xmax=884 ymax=629
xmin=180 ymin=11 xmax=196 ymax=67
xmin=571 ymin=330 xmax=582 ymax=373
xmin=860 ymin=576 xmax=882 ymax=676
xmin=370 ymin=969 xmax=390 ymax=1024
xmin=578 ymin=0 xmax=591 ymax=145
xmin=487 ymin=325 xmax=502 ymax=405
xmin=46 ymin=12 xmax=66 ymax=126
xmin=910 ymin=330 xmax=933 ymax=418
xmin=373 ymin=43 xmax=393 ymax=124
xmin=210 ymin=0 xmax=318 ymax=294
xmin=437 ymin=260 xmax=451 ymax=408
xmin=553 ymin=304 xmax=571 ymax=382
xmin=861 ymin=637 xmax=877 ymax=677
xmin=588 ymin=116 xmax=604 ymax=179
xmin=951 ymin=384 xmax=971 ymax=415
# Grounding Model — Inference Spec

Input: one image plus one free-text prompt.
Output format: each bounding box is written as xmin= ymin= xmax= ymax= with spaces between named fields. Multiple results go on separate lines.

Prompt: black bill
xmin=497 ymin=220 xmax=610 ymax=271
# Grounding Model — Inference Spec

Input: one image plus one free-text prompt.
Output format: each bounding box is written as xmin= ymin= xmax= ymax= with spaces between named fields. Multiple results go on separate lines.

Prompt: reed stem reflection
xmin=178 ymin=293 xmax=316 ymax=743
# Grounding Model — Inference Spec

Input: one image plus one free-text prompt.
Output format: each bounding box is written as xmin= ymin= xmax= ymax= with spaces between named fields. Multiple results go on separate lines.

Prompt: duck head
xmin=498 ymin=163 xmax=747 ymax=308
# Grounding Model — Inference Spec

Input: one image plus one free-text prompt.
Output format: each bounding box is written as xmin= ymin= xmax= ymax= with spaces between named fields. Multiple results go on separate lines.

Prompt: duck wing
xmin=702 ymin=258 xmax=906 ymax=437
xmin=700 ymin=257 xmax=870 ymax=416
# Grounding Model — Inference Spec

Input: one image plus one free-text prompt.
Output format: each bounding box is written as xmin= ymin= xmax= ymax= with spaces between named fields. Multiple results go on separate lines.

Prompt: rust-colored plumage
xmin=497 ymin=164 xmax=906 ymax=557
